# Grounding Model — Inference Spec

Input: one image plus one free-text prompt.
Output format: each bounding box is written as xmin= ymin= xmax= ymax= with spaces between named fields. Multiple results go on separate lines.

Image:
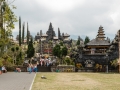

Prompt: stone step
xmin=37 ymin=65 xmax=51 ymax=72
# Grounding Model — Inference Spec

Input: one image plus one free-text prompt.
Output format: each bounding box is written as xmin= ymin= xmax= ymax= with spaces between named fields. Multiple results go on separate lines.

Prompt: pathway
xmin=0 ymin=72 xmax=36 ymax=90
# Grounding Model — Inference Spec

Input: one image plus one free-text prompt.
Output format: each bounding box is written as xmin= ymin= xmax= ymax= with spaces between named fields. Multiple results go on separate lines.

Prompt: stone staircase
xmin=37 ymin=65 xmax=51 ymax=72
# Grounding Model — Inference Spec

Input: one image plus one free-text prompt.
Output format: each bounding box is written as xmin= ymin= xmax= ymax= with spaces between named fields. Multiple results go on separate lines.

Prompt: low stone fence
xmin=51 ymin=65 xmax=75 ymax=72
xmin=6 ymin=66 xmax=27 ymax=72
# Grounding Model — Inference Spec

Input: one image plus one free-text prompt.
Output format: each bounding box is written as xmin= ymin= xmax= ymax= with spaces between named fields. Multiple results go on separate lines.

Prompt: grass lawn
xmin=32 ymin=72 xmax=120 ymax=90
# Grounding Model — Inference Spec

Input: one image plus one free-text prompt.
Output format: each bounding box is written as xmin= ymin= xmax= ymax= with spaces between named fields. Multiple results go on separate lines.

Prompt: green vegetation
xmin=0 ymin=0 xmax=19 ymax=67
xmin=53 ymin=42 xmax=68 ymax=64
xmin=27 ymin=22 xmax=29 ymax=45
xmin=27 ymin=37 xmax=35 ymax=58
xmin=110 ymin=59 xmax=118 ymax=69
xmin=19 ymin=16 xmax=21 ymax=46
xmin=76 ymin=36 xmax=80 ymax=45
xmin=84 ymin=36 xmax=90 ymax=45
xmin=22 ymin=22 xmax=25 ymax=44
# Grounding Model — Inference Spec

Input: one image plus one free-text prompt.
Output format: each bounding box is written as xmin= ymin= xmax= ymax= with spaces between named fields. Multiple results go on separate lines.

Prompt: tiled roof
xmin=42 ymin=34 xmax=48 ymax=36
xmin=53 ymin=37 xmax=58 ymax=39
xmin=64 ymin=33 xmax=70 ymax=36
xmin=86 ymin=39 xmax=110 ymax=45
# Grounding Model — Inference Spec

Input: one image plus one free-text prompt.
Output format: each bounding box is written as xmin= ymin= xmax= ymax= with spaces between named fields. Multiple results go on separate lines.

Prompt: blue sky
xmin=11 ymin=0 xmax=120 ymax=40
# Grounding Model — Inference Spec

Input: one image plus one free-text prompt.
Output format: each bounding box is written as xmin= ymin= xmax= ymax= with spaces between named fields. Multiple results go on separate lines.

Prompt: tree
xmin=0 ymin=0 xmax=17 ymax=56
xmin=22 ymin=22 xmax=25 ymax=44
xmin=84 ymin=36 xmax=90 ymax=45
xmin=76 ymin=36 xmax=80 ymax=45
xmin=61 ymin=46 xmax=68 ymax=56
xmin=53 ymin=44 xmax=68 ymax=64
xmin=27 ymin=37 xmax=35 ymax=58
xmin=11 ymin=46 xmax=19 ymax=65
xmin=27 ymin=22 xmax=29 ymax=45
xmin=53 ymin=44 xmax=61 ymax=58
xmin=19 ymin=16 xmax=21 ymax=46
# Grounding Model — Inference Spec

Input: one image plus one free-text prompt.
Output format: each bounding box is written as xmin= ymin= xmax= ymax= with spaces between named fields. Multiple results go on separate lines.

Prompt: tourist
xmin=28 ymin=64 xmax=32 ymax=74
xmin=46 ymin=58 xmax=49 ymax=67
xmin=15 ymin=67 xmax=21 ymax=72
xmin=2 ymin=66 xmax=7 ymax=73
xmin=34 ymin=64 xmax=37 ymax=73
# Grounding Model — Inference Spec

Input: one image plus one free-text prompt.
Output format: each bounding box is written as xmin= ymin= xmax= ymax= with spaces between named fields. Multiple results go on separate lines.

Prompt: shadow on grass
xmin=71 ymin=79 xmax=85 ymax=81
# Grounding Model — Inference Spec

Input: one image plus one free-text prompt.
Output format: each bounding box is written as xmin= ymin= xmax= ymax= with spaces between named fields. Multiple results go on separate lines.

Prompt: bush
xmin=0 ymin=58 xmax=4 ymax=67
xmin=76 ymin=63 xmax=82 ymax=69
xmin=6 ymin=66 xmax=15 ymax=71
xmin=64 ymin=57 xmax=74 ymax=65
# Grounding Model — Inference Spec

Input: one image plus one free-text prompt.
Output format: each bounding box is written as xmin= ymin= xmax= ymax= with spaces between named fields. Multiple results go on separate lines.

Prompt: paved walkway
xmin=0 ymin=72 xmax=36 ymax=90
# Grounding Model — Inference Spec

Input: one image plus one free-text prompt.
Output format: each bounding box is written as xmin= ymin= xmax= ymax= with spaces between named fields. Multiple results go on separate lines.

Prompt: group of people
xmin=27 ymin=64 xmax=37 ymax=73
xmin=39 ymin=57 xmax=52 ymax=66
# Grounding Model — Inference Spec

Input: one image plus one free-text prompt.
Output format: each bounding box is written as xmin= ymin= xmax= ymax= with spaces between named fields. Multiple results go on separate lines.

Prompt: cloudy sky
xmin=12 ymin=0 xmax=120 ymax=40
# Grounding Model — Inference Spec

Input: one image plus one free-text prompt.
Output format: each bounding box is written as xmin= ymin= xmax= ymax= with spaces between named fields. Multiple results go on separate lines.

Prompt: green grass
xmin=32 ymin=72 xmax=120 ymax=90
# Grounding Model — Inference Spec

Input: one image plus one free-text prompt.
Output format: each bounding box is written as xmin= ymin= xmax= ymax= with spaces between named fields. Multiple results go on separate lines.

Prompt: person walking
xmin=28 ymin=64 xmax=32 ymax=74
xmin=34 ymin=64 xmax=37 ymax=73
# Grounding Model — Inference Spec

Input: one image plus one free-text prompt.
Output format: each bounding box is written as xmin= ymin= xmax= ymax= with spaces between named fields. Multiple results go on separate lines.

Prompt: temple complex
xmin=34 ymin=24 xmax=120 ymax=72
xmin=74 ymin=26 xmax=116 ymax=71
xmin=35 ymin=22 xmax=72 ymax=55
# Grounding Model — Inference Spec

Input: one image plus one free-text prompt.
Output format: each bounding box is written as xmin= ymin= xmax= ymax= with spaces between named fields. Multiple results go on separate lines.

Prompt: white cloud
xmin=12 ymin=0 xmax=120 ymax=40
xmin=36 ymin=0 xmax=85 ymax=12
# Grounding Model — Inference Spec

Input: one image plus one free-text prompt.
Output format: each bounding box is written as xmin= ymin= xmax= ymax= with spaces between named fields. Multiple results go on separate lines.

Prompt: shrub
xmin=76 ymin=63 xmax=82 ymax=69
xmin=0 ymin=58 xmax=4 ymax=67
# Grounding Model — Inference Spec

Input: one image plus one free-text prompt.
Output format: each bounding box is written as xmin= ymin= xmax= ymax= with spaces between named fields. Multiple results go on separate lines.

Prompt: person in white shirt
xmin=2 ymin=66 xmax=7 ymax=73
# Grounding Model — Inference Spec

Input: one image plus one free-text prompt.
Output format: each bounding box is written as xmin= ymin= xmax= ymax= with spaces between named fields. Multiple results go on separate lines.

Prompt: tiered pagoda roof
xmin=87 ymin=39 xmax=110 ymax=46
xmin=96 ymin=26 xmax=106 ymax=40
xmin=86 ymin=26 xmax=110 ymax=46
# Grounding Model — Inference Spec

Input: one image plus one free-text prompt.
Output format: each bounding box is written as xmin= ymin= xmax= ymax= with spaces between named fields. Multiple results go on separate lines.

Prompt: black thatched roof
xmin=86 ymin=39 xmax=110 ymax=46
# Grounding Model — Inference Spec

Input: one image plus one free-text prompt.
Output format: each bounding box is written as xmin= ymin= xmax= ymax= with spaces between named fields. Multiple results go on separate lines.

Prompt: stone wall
xmin=51 ymin=65 xmax=75 ymax=72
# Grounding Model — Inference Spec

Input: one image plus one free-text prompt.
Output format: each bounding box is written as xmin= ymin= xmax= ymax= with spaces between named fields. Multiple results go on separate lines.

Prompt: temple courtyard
xmin=32 ymin=72 xmax=120 ymax=90
xmin=1 ymin=72 xmax=120 ymax=90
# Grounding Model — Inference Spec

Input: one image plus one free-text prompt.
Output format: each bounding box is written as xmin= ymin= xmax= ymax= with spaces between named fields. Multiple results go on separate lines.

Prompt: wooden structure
xmin=84 ymin=26 xmax=110 ymax=55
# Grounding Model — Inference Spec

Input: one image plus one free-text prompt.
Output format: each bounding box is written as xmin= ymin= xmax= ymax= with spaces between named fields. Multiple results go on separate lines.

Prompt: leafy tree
xmin=61 ymin=46 xmax=68 ymax=56
xmin=53 ymin=44 xmax=61 ymax=58
xmin=53 ymin=44 xmax=68 ymax=64
xmin=59 ymin=41 xmax=63 ymax=46
xmin=84 ymin=36 xmax=90 ymax=45
xmin=27 ymin=37 xmax=35 ymax=58
xmin=0 ymin=0 xmax=17 ymax=55
xmin=11 ymin=46 xmax=19 ymax=65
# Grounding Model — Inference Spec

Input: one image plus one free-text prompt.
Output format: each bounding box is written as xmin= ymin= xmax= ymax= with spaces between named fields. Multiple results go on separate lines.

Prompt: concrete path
xmin=0 ymin=72 xmax=36 ymax=90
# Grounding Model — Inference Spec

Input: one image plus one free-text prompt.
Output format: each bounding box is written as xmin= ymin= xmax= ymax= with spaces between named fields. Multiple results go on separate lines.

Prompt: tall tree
xmin=27 ymin=22 xmax=29 ymax=45
xmin=76 ymin=36 xmax=80 ymax=45
xmin=84 ymin=36 xmax=90 ymax=45
xmin=22 ymin=22 xmax=25 ymax=44
xmin=19 ymin=16 xmax=21 ymax=46
xmin=27 ymin=37 xmax=35 ymax=58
